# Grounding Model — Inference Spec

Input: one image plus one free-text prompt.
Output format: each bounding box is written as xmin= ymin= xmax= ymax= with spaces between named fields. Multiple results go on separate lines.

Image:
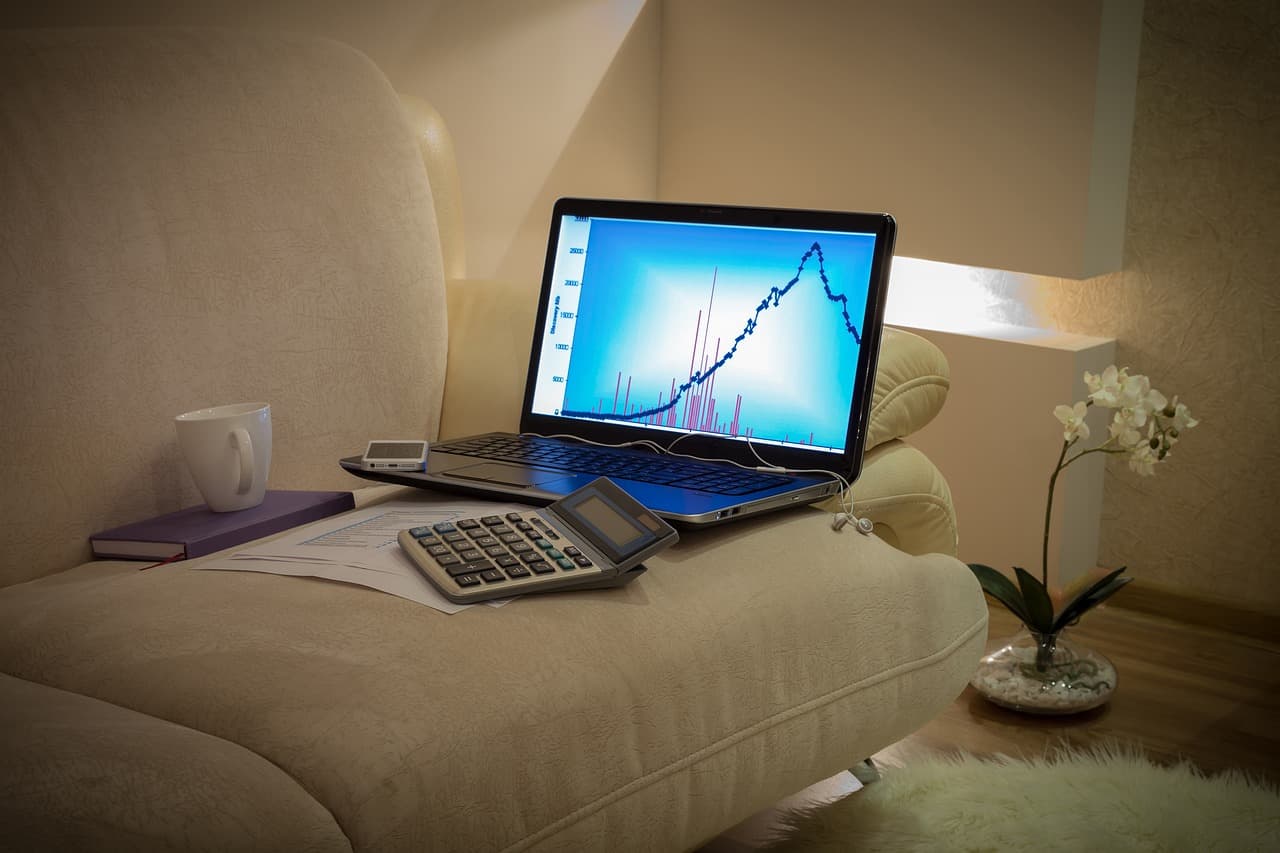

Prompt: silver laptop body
xmin=342 ymin=197 xmax=896 ymax=527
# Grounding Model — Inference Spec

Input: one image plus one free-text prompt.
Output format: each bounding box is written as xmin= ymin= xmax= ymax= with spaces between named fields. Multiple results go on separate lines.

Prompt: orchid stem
xmin=1042 ymin=440 xmax=1071 ymax=590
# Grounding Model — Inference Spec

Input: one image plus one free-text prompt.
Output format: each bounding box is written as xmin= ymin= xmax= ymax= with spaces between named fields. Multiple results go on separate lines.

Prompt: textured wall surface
xmin=982 ymin=0 xmax=1280 ymax=610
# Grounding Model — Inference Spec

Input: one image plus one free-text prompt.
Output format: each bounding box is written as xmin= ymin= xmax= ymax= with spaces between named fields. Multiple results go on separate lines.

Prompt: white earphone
xmin=831 ymin=512 xmax=874 ymax=534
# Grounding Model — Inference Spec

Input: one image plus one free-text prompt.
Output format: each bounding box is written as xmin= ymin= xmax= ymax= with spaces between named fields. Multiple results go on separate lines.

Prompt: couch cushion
xmin=0 ymin=29 xmax=448 ymax=586
xmin=865 ymin=327 xmax=950 ymax=451
xmin=0 ymin=499 xmax=986 ymax=852
xmin=0 ymin=672 xmax=351 ymax=853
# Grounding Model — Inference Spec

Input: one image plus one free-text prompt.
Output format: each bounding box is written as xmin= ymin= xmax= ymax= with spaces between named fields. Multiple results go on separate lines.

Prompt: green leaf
xmin=1013 ymin=566 xmax=1056 ymax=634
xmin=967 ymin=563 xmax=1031 ymax=624
xmin=1052 ymin=566 xmax=1128 ymax=625
xmin=1052 ymin=572 xmax=1133 ymax=633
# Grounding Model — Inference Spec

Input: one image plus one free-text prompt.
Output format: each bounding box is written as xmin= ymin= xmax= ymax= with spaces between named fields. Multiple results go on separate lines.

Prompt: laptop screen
xmin=522 ymin=198 xmax=895 ymax=475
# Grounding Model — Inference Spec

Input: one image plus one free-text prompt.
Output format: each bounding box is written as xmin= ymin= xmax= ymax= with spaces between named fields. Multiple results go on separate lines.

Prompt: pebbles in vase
xmin=971 ymin=635 xmax=1117 ymax=714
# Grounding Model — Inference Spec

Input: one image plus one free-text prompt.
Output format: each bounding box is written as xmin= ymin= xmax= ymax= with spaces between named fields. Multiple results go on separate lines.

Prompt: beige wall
xmin=657 ymin=0 xmax=1141 ymax=280
xmin=655 ymin=0 xmax=1280 ymax=612
xmin=942 ymin=0 xmax=1279 ymax=610
xmin=6 ymin=0 xmax=1277 ymax=611
xmin=1025 ymin=0 xmax=1280 ymax=610
xmin=393 ymin=0 xmax=659 ymax=283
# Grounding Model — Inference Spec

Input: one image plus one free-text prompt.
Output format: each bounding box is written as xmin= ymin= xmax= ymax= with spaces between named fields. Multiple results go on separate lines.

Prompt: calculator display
xmin=550 ymin=478 xmax=671 ymax=565
xmin=572 ymin=495 xmax=644 ymax=547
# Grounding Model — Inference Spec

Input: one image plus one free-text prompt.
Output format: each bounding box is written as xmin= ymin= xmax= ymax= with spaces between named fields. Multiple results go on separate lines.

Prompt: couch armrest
xmin=814 ymin=439 xmax=960 ymax=558
xmin=866 ymin=327 xmax=951 ymax=451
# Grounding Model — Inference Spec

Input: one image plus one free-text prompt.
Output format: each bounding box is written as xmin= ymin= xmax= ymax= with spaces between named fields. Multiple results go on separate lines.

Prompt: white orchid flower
xmin=1086 ymin=366 xmax=1124 ymax=407
xmin=1054 ymin=401 xmax=1090 ymax=443
xmin=1128 ymin=444 xmax=1158 ymax=476
xmin=1108 ymin=410 xmax=1142 ymax=448
xmin=980 ymin=367 xmax=1198 ymax=642
xmin=1118 ymin=373 xmax=1154 ymax=411
xmin=1171 ymin=398 xmax=1199 ymax=431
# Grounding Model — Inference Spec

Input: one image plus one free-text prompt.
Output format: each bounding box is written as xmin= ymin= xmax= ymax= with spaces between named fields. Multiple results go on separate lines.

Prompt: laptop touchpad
xmin=442 ymin=462 xmax=564 ymax=488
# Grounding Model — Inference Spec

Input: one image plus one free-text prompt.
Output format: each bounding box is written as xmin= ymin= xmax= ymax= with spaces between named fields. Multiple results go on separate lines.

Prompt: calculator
xmin=397 ymin=477 xmax=678 ymax=603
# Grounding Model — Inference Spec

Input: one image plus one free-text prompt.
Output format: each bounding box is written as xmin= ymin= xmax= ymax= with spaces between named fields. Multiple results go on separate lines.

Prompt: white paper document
xmin=198 ymin=496 xmax=531 ymax=613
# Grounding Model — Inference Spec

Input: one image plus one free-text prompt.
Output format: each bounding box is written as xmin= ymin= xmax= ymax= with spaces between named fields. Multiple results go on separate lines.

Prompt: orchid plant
xmin=969 ymin=366 xmax=1198 ymax=668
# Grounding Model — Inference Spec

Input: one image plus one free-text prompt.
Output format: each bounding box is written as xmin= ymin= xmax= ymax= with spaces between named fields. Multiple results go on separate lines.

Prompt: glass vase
xmin=970 ymin=628 xmax=1117 ymax=715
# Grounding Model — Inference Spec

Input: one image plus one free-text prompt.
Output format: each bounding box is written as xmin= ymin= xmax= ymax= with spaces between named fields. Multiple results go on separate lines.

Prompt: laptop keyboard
xmin=433 ymin=434 xmax=792 ymax=496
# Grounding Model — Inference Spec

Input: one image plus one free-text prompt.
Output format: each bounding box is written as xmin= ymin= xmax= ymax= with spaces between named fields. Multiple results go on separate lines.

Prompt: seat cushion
xmin=0 ymin=497 xmax=986 ymax=852
xmin=0 ymin=673 xmax=351 ymax=853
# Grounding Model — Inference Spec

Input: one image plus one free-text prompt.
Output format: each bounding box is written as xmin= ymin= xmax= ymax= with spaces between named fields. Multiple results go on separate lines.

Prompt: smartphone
xmin=360 ymin=440 xmax=429 ymax=471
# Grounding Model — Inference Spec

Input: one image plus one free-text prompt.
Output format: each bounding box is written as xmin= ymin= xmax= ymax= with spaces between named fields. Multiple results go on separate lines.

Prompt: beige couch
xmin=0 ymin=27 xmax=987 ymax=852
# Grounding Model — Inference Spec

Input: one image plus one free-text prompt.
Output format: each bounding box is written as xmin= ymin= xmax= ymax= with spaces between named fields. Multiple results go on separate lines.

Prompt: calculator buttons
xmin=398 ymin=503 xmax=643 ymax=604
xmin=445 ymin=560 xmax=494 ymax=577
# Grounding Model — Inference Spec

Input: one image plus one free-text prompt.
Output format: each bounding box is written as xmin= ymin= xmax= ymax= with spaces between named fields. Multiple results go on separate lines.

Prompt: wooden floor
xmin=878 ymin=604 xmax=1280 ymax=783
xmin=702 ymin=601 xmax=1280 ymax=850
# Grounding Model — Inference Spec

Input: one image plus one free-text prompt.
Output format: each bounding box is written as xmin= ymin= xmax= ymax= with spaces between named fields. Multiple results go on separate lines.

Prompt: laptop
xmin=341 ymin=197 xmax=895 ymax=526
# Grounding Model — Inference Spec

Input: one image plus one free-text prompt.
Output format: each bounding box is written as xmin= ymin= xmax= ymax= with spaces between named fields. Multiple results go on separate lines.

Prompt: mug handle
xmin=230 ymin=428 xmax=254 ymax=495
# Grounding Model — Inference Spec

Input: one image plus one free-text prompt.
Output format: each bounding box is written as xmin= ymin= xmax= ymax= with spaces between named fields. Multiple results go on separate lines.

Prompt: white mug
xmin=175 ymin=402 xmax=272 ymax=512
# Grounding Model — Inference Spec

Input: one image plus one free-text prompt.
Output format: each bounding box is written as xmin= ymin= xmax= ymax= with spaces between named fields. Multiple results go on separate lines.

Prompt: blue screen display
xmin=530 ymin=215 xmax=877 ymax=452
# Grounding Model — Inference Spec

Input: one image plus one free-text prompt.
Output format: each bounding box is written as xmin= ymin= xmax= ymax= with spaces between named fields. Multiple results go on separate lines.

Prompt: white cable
xmin=521 ymin=429 xmax=875 ymax=536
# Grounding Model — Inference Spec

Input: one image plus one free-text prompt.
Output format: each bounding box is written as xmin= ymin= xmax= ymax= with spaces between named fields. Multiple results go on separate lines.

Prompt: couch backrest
xmin=0 ymin=28 xmax=448 ymax=585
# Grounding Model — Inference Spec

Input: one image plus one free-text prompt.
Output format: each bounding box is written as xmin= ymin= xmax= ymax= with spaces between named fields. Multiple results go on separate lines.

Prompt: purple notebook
xmin=90 ymin=490 xmax=355 ymax=561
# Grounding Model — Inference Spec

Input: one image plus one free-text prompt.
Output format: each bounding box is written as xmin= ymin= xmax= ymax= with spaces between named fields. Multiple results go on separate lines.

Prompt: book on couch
xmin=90 ymin=490 xmax=355 ymax=561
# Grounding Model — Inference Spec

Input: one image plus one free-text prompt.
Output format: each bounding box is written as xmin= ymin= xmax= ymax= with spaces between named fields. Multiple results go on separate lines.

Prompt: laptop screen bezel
xmin=518 ymin=197 xmax=895 ymax=481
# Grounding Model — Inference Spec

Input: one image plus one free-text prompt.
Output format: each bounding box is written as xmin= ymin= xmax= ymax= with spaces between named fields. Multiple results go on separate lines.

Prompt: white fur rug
xmin=764 ymin=746 xmax=1280 ymax=852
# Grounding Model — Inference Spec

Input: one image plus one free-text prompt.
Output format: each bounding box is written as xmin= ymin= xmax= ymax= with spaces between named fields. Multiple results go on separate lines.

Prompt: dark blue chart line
xmin=562 ymin=241 xmax=861 ymax=423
